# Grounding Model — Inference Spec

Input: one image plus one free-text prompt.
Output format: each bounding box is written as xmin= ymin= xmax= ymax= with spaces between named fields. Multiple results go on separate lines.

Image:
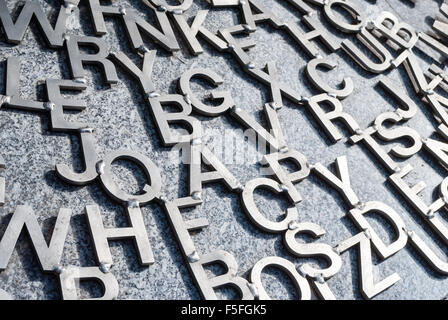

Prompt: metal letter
xmin=0 ymin=0 xmax=70 ymax=47
xmin=323 ymin=0 xmax=365 ymax=33
xmin=66 ymin=35 xmax=118 ymax=85
xmin=373 ymin=11 xmax=418 ymax=49
xmin=98 ymin=149 xmax=162 ymax=204
xmin=0 ymin=156 xmax=4 ymax=206
xmin=423 ymin=124 xmax=448 ymax=170
xmin=190 ymin=250 xmax=254 ymax=300
xmin=261 ymin=149 xmax=310 ymax=204
xmin=249 ymin=256 xmax=311 ymax=300
xmin=241 ymin=177 xmax=299 ymax=232
xmin=59 ymin=266 xmax=119 ymax=300
xmin=306 ymin=55 xmax=354 ymax=99
xmin=336 ymin=232 xmax=401 ymax=299
xmin=284 ymin=13 xmax=340 ymax=58
xmin=179 ymin=68 xmax=234 ymax=116
xmin=349 ymin=201 xmax=407 ymax=259
xmin=247 ymin=62 xmax=303 ymax=106
xmin=342 ymin=28 xmax=393 ymax=74
xmin=219 ymin=24 xmax=256 ymax=68
xmin=87 ymin=0 xmax=121 ymax=35
xmin=284 ymin=222 xmax=342 ymax=279
xmin=145 ymin=0 xmax=193 ymax=13
xmin=313 ymin=156 xmax=359 ymax=207
xmin=231 ymin=103 xmax=287 ymax=153
xmin=148 ymin=94 xmax=202 ymax=146
xmin=349 ymin=126 xmax=399 ymax=173
xmin=172 ymin=10 xmax=228 ymax=55
xmin=46 ymin=79 xmax=88 ymax=131
xmin=0 ymin=205 xmax=71 ymax=272
xmin=55 ymin=131 xmax=99 ymax=185
xmin=111 ymin=50 xmax=157 ymax=93
xmin=85 ymin=204 xmax=154 ymax=266
xmin=188 ymin=143 xmax=240 ymax=197
xmin=374 ymin=112 xmax=422 ymax=158
xmin=306 ymin=93 xmax=360 ymax=143
xmin=5 ymin=57 xmax=44 ymax=111
xmin=122 ymin=9 xmax=179 ymax=52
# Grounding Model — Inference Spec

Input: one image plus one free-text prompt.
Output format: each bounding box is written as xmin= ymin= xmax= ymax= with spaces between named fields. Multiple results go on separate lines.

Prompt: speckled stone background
xmin=1 ymin=0 xmax=448 ymax=300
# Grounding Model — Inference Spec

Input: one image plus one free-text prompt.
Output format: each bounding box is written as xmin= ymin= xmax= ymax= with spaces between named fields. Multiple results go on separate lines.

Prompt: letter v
xmin=230 ymin=102 xmax=287 ymax=152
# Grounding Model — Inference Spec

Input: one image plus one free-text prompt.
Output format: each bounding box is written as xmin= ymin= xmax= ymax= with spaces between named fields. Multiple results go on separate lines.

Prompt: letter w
xmin=0 ymin=205 xmax=71 ymax=271
xmin=0 ymin=0 xmax=68 ymax=47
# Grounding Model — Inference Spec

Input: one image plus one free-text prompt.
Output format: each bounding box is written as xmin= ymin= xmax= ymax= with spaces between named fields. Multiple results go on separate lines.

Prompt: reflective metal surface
xmin=0 ymin=0 xmax=448 ymax=300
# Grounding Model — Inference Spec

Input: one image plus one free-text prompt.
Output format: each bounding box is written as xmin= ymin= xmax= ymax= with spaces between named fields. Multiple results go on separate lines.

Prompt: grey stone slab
xmin=0 ymin=0 xmax=447 ymax=300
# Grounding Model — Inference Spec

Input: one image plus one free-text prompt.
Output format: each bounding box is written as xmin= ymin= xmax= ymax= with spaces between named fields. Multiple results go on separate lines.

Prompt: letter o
xmin=249 ymin=256 xmax=311 ymax=300
xmin=324 ymin=0 xmax=365 ymax=33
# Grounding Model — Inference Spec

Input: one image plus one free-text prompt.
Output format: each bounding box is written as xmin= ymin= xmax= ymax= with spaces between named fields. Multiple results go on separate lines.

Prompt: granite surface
xmin=0 ymin=0 xmax=448 ymax=300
